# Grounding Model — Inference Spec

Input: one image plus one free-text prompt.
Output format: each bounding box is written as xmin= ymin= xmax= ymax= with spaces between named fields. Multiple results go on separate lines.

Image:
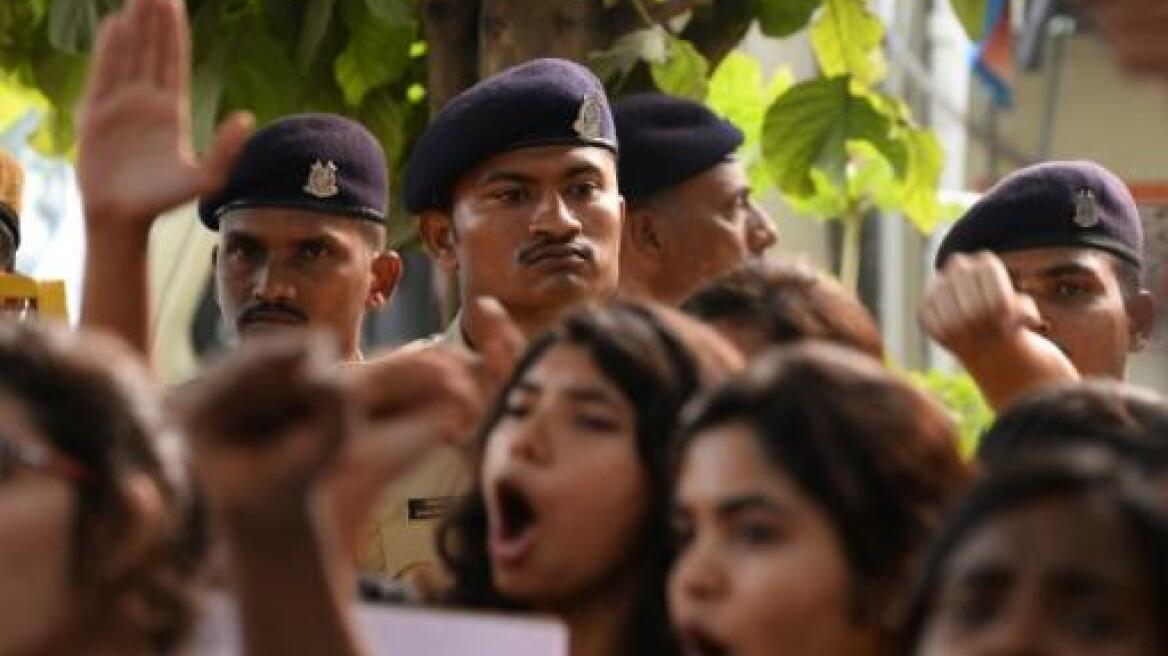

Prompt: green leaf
xmin=810 ymin=0 xmax=886 ymax=87
xmin=297 ymin=0 xmax=336 ymax=72
xmin=221 ymin=22 xmax=300 ymax=125
xmin=358 ymin=90 xmax=405 ymax=165
xmin=587 ymin=26 xmax=666 ymax=83
xmin=909 ymin=369 xmax=991 ymax=458
xmin=364 ymin=0 xmax=413 ymax=24
xmin=650 ymin=35 xmax=709 ymax=101
xmin=707 ymin=52 xmax=791 ymax=145
xmin=949 ymin=0 xmax=987 ymax=42
xmin=334 ymin=2 xmax=414 ymax=106
xmin=754 ymin=0 xmax=822 ymax=38
xmin=761 ymin=76 xmax=893 ymax=197
xmin=782 ymin=168 xmax=848 ymax=219
xmin=899 ymin=127 xmax=947 ymax=233
xmin=47 ymin=0 xmax=99 ymax=53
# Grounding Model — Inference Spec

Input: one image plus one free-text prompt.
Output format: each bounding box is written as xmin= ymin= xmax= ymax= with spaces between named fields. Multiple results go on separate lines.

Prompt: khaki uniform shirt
xmin=360 ymin=315 xmax=475 ymax=579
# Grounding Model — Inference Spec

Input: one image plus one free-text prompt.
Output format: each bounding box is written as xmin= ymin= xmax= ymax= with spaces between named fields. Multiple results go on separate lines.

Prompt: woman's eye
xmin=1064 ymin=606 xmax=1123 ymax=641
xmin=943 ymin=593 xmax=998 ymax=630
xmin=574 ymin=414 xmax=619 ymax=432
xmin=670 ymin=521 xmax=695 ymax=550
xmin=733 ymin=522 xmax=778 ymax=546
xmin=501 ymin=402 xmax=531 ymax=418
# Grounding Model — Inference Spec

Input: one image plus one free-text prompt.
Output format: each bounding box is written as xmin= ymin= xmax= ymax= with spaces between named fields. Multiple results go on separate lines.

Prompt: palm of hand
xmin=79 ymin=84 xmax=200 ymax=223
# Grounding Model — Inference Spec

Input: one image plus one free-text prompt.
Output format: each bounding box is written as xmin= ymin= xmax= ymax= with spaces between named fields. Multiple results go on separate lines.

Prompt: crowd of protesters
xmin=3 ymin=0 xmax=1168 ymax=654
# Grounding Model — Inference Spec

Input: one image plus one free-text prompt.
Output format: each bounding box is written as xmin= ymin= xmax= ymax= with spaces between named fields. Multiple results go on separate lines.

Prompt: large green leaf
xmin=221 ymin=22 xmax=300 ymax=125
xmin=587 ymin=26 xmax=667 ymax=83
xmin=358 ymin=89 xmax=405 ymax=165
xmin=47 ymin=0 xmax=96 ymax=53
xmin=949 ymin=0 xmax=987 ymax=42
xmin=762 ymin=76 xmax=895 ymax=197
xmin=334 ymin=1 xmax=414 ymax=106
xmin=899 ymin=127 xmax=948 ymax=233
xmin=754 ymin=0 xmax=822 ymax=38
xmin=297 ymin=0 xmax=336 ymax=72
xmin=364 ymin=0 xmax=413 ymax=24
xmin=810 ymin=0 xmax=886 ymax=87
xmin=650 ymin=35 xmax=709 ymax=101
xmin=706 ymin=51 xmax=792 ymax=193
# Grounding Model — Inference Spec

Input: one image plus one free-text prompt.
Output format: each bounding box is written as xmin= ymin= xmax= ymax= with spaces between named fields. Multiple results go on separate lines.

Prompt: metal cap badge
xmin=303 ymin=160 xmax=340 ymax=198
xmin=573 ymin=93 xmax=604 ymax=141
xmin=1073 ymin=188 xmax=1099 ymax=228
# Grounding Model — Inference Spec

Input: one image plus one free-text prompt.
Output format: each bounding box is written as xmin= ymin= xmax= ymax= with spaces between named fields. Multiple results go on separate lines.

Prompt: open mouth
xmin=679 ymin=626 xmax=730 ymax=656
xmin=489 ymin=480 xmax=539 ymax=565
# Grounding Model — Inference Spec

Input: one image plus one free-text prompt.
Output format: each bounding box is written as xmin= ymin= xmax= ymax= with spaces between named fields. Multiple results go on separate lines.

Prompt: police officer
xmin=921 ymin=160 xmax=1155 ymax=410
xmin=76 ymin=0 xmax=400 ymax=362
xmin=405 ymin=57 xmax=623 ymax=351
xmin=614 ymin=93 xmax=777 ymax=306
xmin=363 ymin=58 xmax=626 ymax=580
xmin=0 ymin=148 xmax=21 ymax=273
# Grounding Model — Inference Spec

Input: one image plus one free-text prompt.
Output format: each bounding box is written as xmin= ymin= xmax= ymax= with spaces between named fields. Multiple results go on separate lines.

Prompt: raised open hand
xmin=77 ymin=0 xmax=252 ymax=229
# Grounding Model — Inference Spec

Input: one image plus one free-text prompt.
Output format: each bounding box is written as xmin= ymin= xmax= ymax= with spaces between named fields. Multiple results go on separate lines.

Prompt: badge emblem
xmin=573 ymin=93 xmax=604 ymax=141
xmin=1073 ymin=188 xmax=1098 ymax=228
xmin=303 ymin=160 xmax=339 ymax=199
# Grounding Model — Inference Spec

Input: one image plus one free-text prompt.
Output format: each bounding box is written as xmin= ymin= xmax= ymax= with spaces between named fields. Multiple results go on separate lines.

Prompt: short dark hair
xmin=902 ymin=450 xmax=1168 ymax=654
xmin=681 ymin=260 xmax=885 ymax=359
xmin=978 ymin=380 xmax=1168 ymax=467
xmin=0 ymin=323 xmax=198 ymax=653
xmin=438 ymin=302 xmax=738 ymax=656
xmin=675 ymin=344 xmax=970 ymax=645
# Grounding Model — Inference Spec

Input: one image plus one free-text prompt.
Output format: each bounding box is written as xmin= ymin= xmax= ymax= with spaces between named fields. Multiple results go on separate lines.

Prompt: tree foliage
xmin=0 ymin=0 xmax=981 ymax=245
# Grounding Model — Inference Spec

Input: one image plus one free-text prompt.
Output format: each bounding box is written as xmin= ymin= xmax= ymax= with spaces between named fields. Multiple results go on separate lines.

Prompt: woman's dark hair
xmin=438 ymin=301 xmax=739 ymax=655
xmin=675 ymin=343 xmax=971 ymax=647
xmin=0 ymin=323 xmax=197 ymax=653
xmin=681 ymin=259 xmax=885 ymax=359
xmin=902 ymin=449 xmax=1168 ymax=654
xmin=978 ymin=380 xmax=1168 ymax=467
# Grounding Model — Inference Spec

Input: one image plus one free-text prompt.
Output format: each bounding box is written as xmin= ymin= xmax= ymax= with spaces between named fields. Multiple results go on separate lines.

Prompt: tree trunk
xmin=478 ymin=0 xmax=612 ymax=76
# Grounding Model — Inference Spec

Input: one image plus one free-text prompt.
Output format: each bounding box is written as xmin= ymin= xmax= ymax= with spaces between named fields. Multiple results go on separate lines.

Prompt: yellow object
xmin=0 ymin=273 xmax=68 ymax=323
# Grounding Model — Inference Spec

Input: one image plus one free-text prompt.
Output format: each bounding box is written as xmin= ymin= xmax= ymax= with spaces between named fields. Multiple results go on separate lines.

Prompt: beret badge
xmin=1073 ymin=188 xmax=1099 ymax=228
xmin=573 ymin=93 xmax=604 ymax=140
xmin=303 ymin=160 xmax=340 ymax=199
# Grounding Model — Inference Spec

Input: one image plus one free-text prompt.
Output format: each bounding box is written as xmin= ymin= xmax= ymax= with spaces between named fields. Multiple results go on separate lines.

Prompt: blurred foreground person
xmin=978 ymin=380 xmax=1168 ymax=468
xmin=0 ymin=323 xmax=196 ymax=655
xmin=682 ymin=260 xmax=884 ymax=359
xmin=614 ymin=93 xmax=776 ymax=306
xmin=177 ymin=333 xmax=483 ymax=656
xmin=922 ymin=161 xmax=1154 ymax=411
xmin=905 ymin=451 xmax=1168 ymax=656
xmin=669 ymin=344 xmax=970 ymax=656
xmin=438 ymin=302 xmax=741 ymax=656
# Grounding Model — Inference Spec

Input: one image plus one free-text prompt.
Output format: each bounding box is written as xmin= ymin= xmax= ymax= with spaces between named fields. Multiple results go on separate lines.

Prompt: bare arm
xmin=920 ymin=252 xmax=1080 ymax=412
xmin=76 ymin=0 xmax=250 ymax=356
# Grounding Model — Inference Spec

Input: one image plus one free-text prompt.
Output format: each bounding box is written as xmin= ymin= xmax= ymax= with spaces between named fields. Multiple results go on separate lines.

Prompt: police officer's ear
xmin=367 ymin=250 xmax=403 ymax=309
xmin=1127 ymin=289 xmax=1155 ymax=352
xmin=624 ymin=204 xmax=664 ymax=260
xmin=419 ymin=210 xmax=458 ymax=271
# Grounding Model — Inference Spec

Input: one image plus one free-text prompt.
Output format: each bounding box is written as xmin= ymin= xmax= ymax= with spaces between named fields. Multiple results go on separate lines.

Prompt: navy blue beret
xmin=198 ymin=113 xmax=388 ymax=231
xmin=614 ymin=93 xmax=743 ymax=202
xmin=402 ymin=58 xmax=617 ymax=214
xmin=936 ymin=160 xmax=1144 ymax=270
